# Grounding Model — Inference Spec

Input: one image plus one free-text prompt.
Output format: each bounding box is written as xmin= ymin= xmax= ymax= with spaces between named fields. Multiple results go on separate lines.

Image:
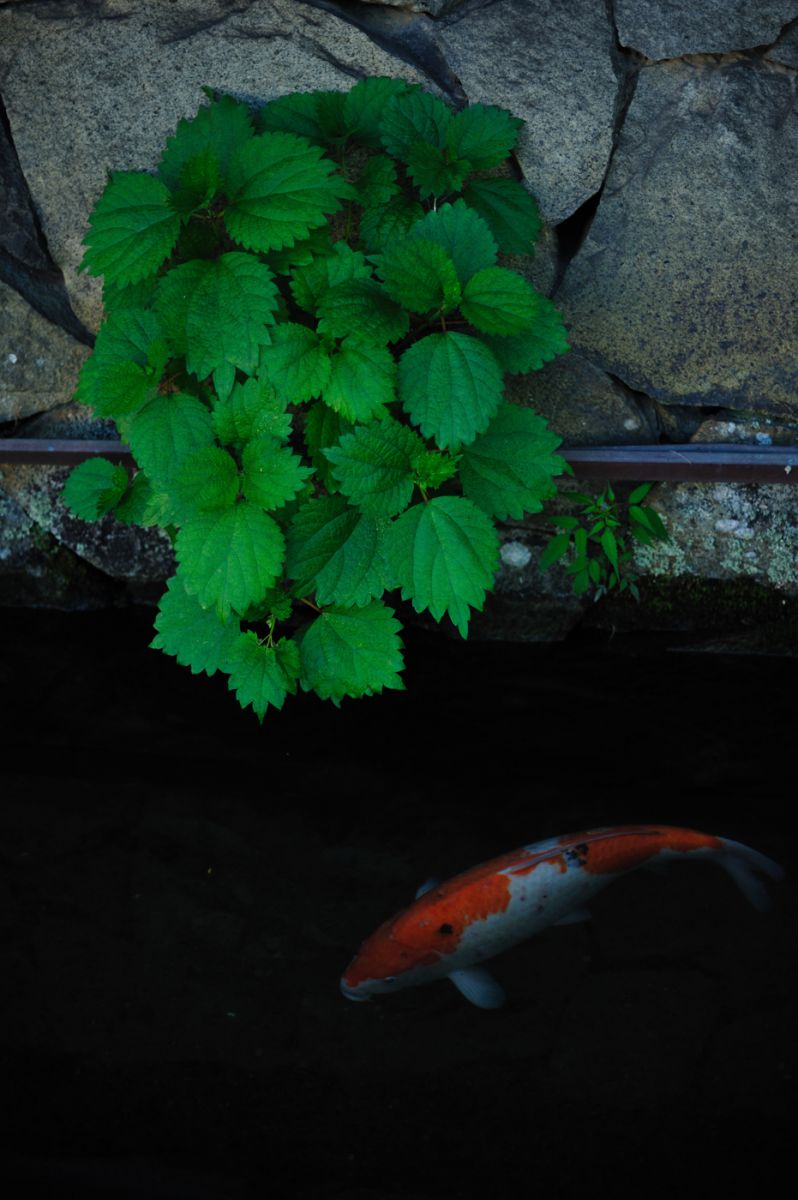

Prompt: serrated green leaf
xmin=260 ymin=323 xmax=331 ymax=402
xmin=257 ymin=91 xmax=327 ymax=143
xmin=461 ymin=266 xmax=538 ymax=335
xmin=76 ymin=308 xmax=166 ymax=418
xmin=446 ymin=103 xmax=522 ymax=171
xmin=358 ymin=194 xmax=425 ymax=255
xmin=323 ymin=337 xmax=397 ymax=422
xmin=399 ymin=331 xmax=503 ymax=450
xmin=212 ymin=375 xmax=291 ymax=447
xmin=154 ymin=260 xmax=208 ymax=356
xmin=151 ymin=573 xmax=241 ymax=676
xmin=376 ymin=238 xmax=461 ymax=315
xmin=103 ymin=275 xmax=159 ymax=312
xmin=187 ymin=253 xmax=279 ymax=378
xmin=316 ymin=278 xmax=409 ymax=345
xmin=380 ymin=89 xmax=451 ymax=161
xmin=267 ymin=225 xmax=334 ymax=274
xmin=411 ymin=449 xmax=459 ymax=491
xmin=408 ymin=199 xmax=497 ymax=285
xmin=61 ymin=458 xmax=128 ymax=521
xmin=459 ymin=403 xmax=564 ymax=520
xmin=77 ymin=357 xmax=154 ymax=419
xmin=286 ymin=494 xmax=389 ymax=607
xmin=225 ymin=632 xmax=299 ymax=720
xmin=290 ymin=241 xmax=372 ymax=314
xmin=315 ymin=91 xmax=349 ymax=143
xmin=168 ymin=148 xmax=223 ymax=217
xmin=241 ymin=436 xmax=313 ymax=510
xmin=323 ymin=417 xmax=424 ymax=517
xmin=126 ymin=392 xmax=215 ymax=488
xmin=159 ymin=95 xmax=254 ymax=190
xmin=176 ymin=502 xmax=285 ymax=617
xmin=297 ymin=600 xmax=404 ymax=703
xmin=114 ymin=470 xmax=157 ymax=526
xmin=156 ymin=253 xmax=279 ymax=380
xmin=344 ymin=77 xmax=411 ymax=149
xmin=82 ymin=172 xmax=182 ymax=286
xmin=303 ymin=402 xmax=354 ymax=492
xmin=225 ymin=131 xmax=351 ymax=252
xmin=386 ymin=495 xmax=499 ymax=637
xmin=78 ymin=314 xmax=166 ymax=422
xmin=405 ymin=142 xmax=472 ymax=199
xmin=461 ymin=178 xmax=541 ymax=255
xmin=172 ymin=446 xmax=240 ymax=521
xmin=355 ymin=155 xmax=400 ymax=208
xmin=480 ymin=292 xmax=570 ymax=373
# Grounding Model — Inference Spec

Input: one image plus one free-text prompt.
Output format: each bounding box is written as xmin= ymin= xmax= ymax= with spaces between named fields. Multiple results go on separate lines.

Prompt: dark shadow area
xmin=0 ymin=608 xmax=793 ymax=1197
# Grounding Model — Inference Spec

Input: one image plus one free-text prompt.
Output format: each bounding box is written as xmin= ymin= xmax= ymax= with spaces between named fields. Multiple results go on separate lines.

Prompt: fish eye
xmin=438 ymin=923 xmax=454 ymax=935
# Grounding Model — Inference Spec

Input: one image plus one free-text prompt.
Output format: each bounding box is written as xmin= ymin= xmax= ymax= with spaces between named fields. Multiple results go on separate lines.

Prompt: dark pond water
xmin=1 ymin=608 xmax=793 ymax=1197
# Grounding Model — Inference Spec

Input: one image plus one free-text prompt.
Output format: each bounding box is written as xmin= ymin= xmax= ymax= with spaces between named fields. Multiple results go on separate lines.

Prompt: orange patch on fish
xmin=556 ymin=825 xmax=724 ymax=875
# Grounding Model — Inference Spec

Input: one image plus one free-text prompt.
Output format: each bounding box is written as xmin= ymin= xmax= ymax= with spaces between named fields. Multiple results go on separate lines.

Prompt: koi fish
xmin=340 ymin=825 xmax=783 ymax=1009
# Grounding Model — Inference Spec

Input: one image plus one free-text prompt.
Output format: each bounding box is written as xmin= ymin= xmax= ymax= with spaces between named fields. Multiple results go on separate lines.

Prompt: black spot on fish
xmin=566 ymin=843 xmax=589 ymax=867
xmin=438 ymin=923 xmax=454 ymax=936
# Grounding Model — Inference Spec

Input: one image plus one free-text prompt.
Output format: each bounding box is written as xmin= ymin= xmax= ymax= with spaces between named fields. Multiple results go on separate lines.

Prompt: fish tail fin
xmin=718 ymin=837 xmax=784 ymax=911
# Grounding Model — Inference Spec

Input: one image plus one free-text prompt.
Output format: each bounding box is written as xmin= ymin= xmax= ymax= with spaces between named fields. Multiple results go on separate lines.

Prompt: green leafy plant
xmin=62 ymin=78 xmax=570 ymax=718
xmin=540 ymin=482 xmax=669 ymax=601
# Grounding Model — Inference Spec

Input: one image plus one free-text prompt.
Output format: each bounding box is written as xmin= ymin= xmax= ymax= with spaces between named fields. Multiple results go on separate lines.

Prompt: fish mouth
xmin=340 ymin=978 xmax=370 ymax=1003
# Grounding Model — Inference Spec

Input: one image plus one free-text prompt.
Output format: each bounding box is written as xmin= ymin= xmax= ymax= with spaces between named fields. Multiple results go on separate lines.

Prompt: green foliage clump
xmin=541 ymin=483 xmax=669 ymax=601
xmin=63 ymin=79 xmax=569 ymax=718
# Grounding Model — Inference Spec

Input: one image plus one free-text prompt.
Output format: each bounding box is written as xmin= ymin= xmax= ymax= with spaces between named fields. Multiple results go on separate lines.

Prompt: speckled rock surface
xmin=633 ymin=479 xmax=798 ymax=594
xmin=437 ymin=0 xmax=620 ymax=223
xmin=615 ymin=1 xmax=798 ymax=59
xmin=767 ymin=18 xmax=798 ymax=67
xmin=1 ymin=283 xmax=89 ymax=421
xmin=0 ymin=487 xmax=116 ymax=607
xmin=557 ymin=58 xmax=798 ymax=416
xmin=511 ymin=353 xmax=659 ymax=446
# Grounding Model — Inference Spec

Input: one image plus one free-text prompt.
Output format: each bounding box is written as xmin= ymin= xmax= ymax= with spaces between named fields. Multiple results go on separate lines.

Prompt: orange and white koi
xmin=340 ymin=825 xmax=783 ymax=1009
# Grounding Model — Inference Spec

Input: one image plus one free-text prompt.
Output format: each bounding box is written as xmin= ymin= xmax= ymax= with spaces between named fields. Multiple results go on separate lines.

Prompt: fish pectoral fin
xmin=554 ymin=907 xmax=592 ymax=926
xmin=415 ymin=877 xmax=441 ymax=899
xmin=448 ymin=967 xmax=506 ymax=1010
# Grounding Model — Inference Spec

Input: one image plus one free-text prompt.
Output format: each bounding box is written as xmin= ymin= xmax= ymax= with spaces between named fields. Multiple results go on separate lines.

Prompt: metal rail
xmin=0 ymin=439 xmax=798 ymax=482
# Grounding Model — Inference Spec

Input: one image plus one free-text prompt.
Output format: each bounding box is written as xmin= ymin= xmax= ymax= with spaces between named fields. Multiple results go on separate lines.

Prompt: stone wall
xmin=1 ymin=0 xmax=797 ymax=639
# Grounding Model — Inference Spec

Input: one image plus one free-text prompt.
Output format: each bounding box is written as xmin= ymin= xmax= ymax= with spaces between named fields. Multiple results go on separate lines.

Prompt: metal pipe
xmin=1 ymin=439 xmax=797 ymax=483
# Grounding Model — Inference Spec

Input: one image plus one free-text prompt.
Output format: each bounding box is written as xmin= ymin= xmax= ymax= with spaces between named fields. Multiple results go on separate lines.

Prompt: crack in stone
xmin=0 ymin=90 xmax=94 ymax=346
xmin=160 ymin=3 xmax=253 ymax=45
xmin=551 ymin=1 xmax=641 ymax=291
xmin=296 ymin=0 xmax=467 ymax=102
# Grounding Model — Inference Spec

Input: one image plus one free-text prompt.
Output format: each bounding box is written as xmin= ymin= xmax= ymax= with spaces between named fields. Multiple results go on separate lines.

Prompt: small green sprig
xmin=540 ymin=483 xmax=668 ymax=602
xmin=62 ymin=78 xmax=571 ymax=719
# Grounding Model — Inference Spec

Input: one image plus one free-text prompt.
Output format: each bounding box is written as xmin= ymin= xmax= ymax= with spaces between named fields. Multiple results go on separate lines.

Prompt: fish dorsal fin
xmin=448 ymin=967 xmax=506 ymax=1009
xmin=415 ymin=877 xmax=440 ymax=899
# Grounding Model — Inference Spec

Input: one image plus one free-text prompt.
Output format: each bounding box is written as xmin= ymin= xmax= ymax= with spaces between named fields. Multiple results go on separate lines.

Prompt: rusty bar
xmin=0 ymin=439 xmax=136 ymax=468
xmin=564 ymin=444 xmax=798 ymax=483
xmin=1 ymin=438 xmax=798 ymax=482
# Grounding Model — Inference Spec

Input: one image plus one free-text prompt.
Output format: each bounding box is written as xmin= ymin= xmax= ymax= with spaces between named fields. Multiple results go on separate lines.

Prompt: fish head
xmin=340 ymin=905 xmax=450 ymax=1002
